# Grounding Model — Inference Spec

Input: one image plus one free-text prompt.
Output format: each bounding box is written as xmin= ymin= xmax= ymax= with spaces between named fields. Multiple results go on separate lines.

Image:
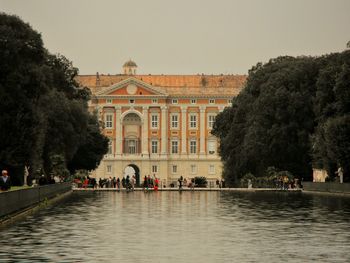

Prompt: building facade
xmin=76 ymin=61 xmax=246 ymax=187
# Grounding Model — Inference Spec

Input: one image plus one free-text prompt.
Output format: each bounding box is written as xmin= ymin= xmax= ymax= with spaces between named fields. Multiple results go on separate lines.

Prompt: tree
xmin=213 ymin=56 xmax=319 ymax=185
xmin=68 ymin=115 xmax=109 ymax=172
xmin=323 ymin=116 xmax=350 ymax=181
xmin=0 ymin=13 xmax=108 ymax=184
xmin=0 ymin=13 xmax=48 ymax=184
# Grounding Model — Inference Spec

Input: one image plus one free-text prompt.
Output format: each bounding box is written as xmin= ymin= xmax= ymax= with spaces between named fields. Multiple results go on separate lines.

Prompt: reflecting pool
xmin=1 ymin=191 xmax=350 ymax=262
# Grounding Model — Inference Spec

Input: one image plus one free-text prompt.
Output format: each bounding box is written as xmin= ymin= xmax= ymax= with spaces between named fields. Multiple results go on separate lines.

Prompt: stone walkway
xmin=73 ymin=187 xmax=302 ymax=192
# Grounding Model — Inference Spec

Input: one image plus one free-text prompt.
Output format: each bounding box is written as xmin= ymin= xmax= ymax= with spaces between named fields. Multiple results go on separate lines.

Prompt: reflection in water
xmin=1 ymin=191 xmax=350 ymax=262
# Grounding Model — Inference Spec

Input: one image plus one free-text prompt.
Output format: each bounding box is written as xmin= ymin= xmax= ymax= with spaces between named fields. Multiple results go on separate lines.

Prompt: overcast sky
xmin=1 ymin=0 xmax=349 ymax=75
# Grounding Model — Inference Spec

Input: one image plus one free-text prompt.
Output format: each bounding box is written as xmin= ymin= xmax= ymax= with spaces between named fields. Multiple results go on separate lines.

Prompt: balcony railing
xmin=123 ymin=139 xmax=141 ymax=154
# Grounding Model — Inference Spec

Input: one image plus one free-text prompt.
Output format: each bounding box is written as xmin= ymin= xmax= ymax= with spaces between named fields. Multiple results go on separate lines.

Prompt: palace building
xmin=76 ymin=60 xmax=246 ymax=187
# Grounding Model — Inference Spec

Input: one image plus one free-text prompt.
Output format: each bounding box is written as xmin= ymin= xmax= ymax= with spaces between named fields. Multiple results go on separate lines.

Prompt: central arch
xmin=122 ymin=112 xmax=142 ymax=154
xmin=124 ymin=164 xmax=140 ymax=186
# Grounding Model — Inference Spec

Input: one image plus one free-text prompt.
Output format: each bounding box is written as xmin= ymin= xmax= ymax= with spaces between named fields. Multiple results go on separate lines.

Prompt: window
xmin=172 ymin=99 xmax=178 ymax=104
xmin=172 ymin=165 xmax=178 ymax=174
xmin=171 ymin=114 xmax=179 ymax=129
xmin=105 ymin=114 xmax=113 ymax=128
xmin=128 ymin=140 xmax=136 ymax=154
xmin=228 ymin=99 xmax=232 ymax=104
xmin=151 ymin=114 xmax=158 ymax=128
xmin=190 ymin=164 xmax=197 ymax=174
xmin=151 ymin=140 xmax=158 ymax=154
xmin=190 ymin=114 xmax=197 ymax=129
xmin=129 ymin=99 xmax=135 ymax=104
xmin=208 ymin=140 xmax=216 ymax=154
xmin=209 ymin=99 xmax=215 ymax=104
xmin=191 ymin=99 xmax=196 ymax=104
xmin=152 ymin=99 xmax=158 ymax=104
xmin=209 ymin=164 xmax=215 ymax=174
xmin=190 ymin=140 xmax=197 ymax=154
xmin=208 ymin=115 xmax=216 ymax=129
xmin=152 ymin=165 xmax=158 ymax=173
xmin=107 ymin=165 xmax=112 ymax=173
xmin=171 ymin=140 xmax=179 ymax=154
xmin=107 ymin=140 xmax=112 ymax=154
xmin=106 ymin=99 xmax=112 ymax=104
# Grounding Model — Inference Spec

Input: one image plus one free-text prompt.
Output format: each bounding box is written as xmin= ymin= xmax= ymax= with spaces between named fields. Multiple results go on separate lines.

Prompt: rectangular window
xmin=190 ymin=140 xmax=197 ymax=154
xmin=208 ymin=140 xmax=216 ymax=154
xmin=172 ymin=99 xmax=178 ymax=104
xmin=152 ymin=99 xmax=158 ymax=104
xmin=191 ymin=164 xmax=197 ymax=174
xmin=190 ymin=114 xmax=197 ymax=129
xmin=127 ymin=139 xmax=137 ymax=154
xmin=151 ymin=114 xmax=158 ymax=128
xmin=171 ymin=114 xmax=179 ymax=129
xmin=208 ymin=115 xmax=216 ymax=129
xmin=151 ymin=140 xmax=158 ymax=154
xmin=129 ymin=99 xmax=135 ymax=104
xmin=105 ymin=114 xmax=113 ymax=128
xmin=209 ymin=99 xmax=215 ymax=104
xmin=107 ymin=165 xmax=112 ymax=173
xmin=171 ymin=140 xmax=179 ymax=154
xmin=172 ymin=165 xmax=178 ymax=174
xmin=209 ymin=164 xmax=215 ymax=174
xmin=106 ymin=99 xmax=112 ymax=104
xmin=191 ymin=99 xmax=196 ymax=104
xmin=228 ymin=99 xmax=232 ymax=104
xmin=152 ymin=165 xmax=158 ymax=173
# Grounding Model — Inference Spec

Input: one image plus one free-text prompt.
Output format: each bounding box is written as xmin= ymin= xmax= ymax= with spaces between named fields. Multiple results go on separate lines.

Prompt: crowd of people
xmin=75 ymin=174 xmax=161 ymax=191
xmin=75 ymin=175 xmax=139 ymax=191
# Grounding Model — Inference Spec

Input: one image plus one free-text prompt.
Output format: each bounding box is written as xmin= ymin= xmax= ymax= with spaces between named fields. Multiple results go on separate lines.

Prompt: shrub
xmin=194 ymin=176 xmax=207 ymax=187
xmin=240 ymin=173 xmax=256 ymax=187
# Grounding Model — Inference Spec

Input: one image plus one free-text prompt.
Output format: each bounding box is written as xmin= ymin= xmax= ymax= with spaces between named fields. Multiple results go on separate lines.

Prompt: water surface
xmin=1 ymin=191 xmax=350 ymax=262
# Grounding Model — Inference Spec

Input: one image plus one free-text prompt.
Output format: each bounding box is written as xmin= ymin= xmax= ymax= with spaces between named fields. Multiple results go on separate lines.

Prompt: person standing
xmin=116 ymin=178 xmax=120 ymax=190
xmin=0 ymin=170 xmax=11 ymax=191
xmin=154 ymin=177 xmax=159 ymax=191
xmin=178 ymin=176 xmax=183 ymax=190
xmin=336 ymin=167 xmax=344 ymax=184
xmin=143 ymin=175 xmax=148 ymax=191
xmin=131 ymin=175 xmax=136 ymax=191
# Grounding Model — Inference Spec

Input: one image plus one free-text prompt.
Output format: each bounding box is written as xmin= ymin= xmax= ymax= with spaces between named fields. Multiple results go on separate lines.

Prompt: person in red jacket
xmin=154 ymin=177 xmax=159 ymax=191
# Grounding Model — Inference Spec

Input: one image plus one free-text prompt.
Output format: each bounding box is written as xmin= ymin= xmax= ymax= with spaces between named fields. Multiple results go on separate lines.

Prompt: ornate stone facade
xmin=76 ymin=62 xmax=246 ymax=187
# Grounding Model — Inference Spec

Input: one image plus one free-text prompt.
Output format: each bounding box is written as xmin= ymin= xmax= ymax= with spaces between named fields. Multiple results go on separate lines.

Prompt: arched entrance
xmin=124 ymin=164 xmax=140 ymax=186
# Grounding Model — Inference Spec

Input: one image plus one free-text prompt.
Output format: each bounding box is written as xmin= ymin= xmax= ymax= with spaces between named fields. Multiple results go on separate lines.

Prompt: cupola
xmin=123 ymin=59 xmax=137 ymax=75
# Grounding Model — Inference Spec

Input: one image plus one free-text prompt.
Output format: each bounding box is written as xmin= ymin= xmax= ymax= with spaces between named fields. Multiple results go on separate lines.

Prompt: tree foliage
xmin=213 ymin=51 xmax=350 ymax=186
xmin=0 ymin=13 xmax=108 ymax=185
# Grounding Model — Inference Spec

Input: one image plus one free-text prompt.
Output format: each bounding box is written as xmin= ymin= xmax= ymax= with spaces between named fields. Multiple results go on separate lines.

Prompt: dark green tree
xmin=213 ymin=56 xmax=319 ymax=185
xmin=68 ymin=115 xmax=109 ymax=172
xmin=0 ymin=13 xmax=108 ymax=184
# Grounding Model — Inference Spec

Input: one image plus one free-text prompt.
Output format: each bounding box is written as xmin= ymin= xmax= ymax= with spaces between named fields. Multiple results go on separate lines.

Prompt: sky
xmin=1 ymin=0 xmax=349 ymax=75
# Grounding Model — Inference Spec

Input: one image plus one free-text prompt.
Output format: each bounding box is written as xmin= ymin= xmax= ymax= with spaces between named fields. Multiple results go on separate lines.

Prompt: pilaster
xmin=142 ymin=106 xmax=149 ymax=155
xmin=199 ymin=106 xmax=206 ymax=155
xmin=161 ymin=106 xmax=168 ymax=155
xmin=181 ymin=106 xmax=187 ymax=154
xmin=115 ymin=106 xmax=122 ymax=155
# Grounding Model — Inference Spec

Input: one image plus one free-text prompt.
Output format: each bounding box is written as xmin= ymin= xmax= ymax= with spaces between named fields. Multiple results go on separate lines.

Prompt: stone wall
xmin=0 ymin=182 xmax=72 ymax=218
xmin=303 ymin=182 xmax=350 ymax=193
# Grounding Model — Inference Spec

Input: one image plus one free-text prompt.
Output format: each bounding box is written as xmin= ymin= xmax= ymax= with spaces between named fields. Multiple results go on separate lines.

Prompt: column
xmin=115 ymin=106 xmax=122 ymax=155
xmin=199 ymin=106 xmax=206 ymax=155
xmin=181 ymin=106 xmax=187 ymax=154
xmin=161 ymin=106 xmax=168 ymax=154
xmin=142 ymin=106 xmax=149 ymax=155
